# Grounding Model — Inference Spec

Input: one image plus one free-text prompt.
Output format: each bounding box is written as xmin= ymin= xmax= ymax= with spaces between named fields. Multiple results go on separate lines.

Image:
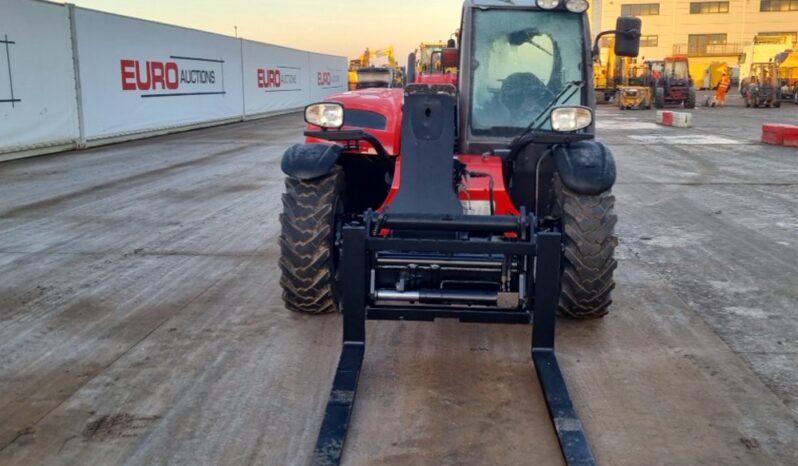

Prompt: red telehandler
xmin=279 ymin=1 xmax=641 ymax=464
xmin=406 ymin=39 xmax=460 ymax=86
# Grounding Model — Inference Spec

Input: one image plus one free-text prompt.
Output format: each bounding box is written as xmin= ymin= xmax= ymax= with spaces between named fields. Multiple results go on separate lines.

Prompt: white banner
xmin=309 ymin=53 xmax=348 ymax=102
xmin=242 ymin=40 xmax=310 ymax=116
xmin=0 ymin=0 xmax=79 ymax=153
xmin=74 ymin=8 xmax=244 ymax=140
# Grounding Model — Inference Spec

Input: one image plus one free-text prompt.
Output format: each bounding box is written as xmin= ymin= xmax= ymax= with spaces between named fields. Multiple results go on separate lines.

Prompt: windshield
xmin=470 ymin=9 xmax=584 ymax=135
xmin=429 ymin=51 xmax=443 ymax=73
xmin=420 ymin=46 xmax=443 ymax=72
xmin=751 ymin=65 xmax=778 ymax=86
xmin=665 ymin=60 xmax=689 ymax=80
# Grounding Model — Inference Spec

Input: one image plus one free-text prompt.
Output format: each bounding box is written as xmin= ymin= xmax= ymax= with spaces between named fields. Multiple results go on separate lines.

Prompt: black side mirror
xmin=614 ymin=16 xmax=642 ymax=57
xmin=406 ymin=53 xmax=417 ymax=84
xmin=447 ymin=38 xmax=457 ymax=48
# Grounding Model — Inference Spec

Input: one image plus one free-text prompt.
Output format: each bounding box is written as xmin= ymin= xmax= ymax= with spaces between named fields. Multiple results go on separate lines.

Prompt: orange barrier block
xmin=783 ymin=126 xmax=798 ymax=148
xmin=762 ymin=124 xmax=786 ymax=145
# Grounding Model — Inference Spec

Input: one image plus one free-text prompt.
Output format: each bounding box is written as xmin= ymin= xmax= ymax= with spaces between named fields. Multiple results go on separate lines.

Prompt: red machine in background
xmin=406 ymin=39 xmax=459 ymax=86
xmin=652 ymin=55 xmax=697 ymax=108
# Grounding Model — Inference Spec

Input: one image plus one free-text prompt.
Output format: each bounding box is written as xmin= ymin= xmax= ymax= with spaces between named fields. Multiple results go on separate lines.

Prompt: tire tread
xmin=554 ymin=174 xmax=618 ymax=319
xmin=278 ymin=168 xmax=343 ymax=314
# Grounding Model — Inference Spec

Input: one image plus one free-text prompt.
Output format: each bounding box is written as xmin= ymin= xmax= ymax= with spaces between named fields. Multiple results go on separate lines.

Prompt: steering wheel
xmin=499 ymin=73 xmax=556 ymax=119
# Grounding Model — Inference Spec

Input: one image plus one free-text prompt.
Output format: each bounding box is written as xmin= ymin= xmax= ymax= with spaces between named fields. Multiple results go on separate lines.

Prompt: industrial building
xmin=591 ymin=0 xmax=798 ymax=84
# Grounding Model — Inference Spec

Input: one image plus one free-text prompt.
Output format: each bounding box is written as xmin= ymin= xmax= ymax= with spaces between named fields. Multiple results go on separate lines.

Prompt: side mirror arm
xmin=592 ymin=30 xmax=614 ymax=60
xmin=593 ymin=27 xmax=642 ymax=60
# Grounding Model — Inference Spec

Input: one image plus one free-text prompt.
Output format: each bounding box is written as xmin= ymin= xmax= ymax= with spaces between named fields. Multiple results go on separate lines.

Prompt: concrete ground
xmin=1 ymin=93 xmax=797 ymax=465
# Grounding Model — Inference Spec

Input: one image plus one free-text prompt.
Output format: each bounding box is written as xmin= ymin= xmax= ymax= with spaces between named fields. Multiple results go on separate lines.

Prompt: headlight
xmin=536 ymin=0 xmax=560 ymax=9
xmin=304 ymin=102 xmax=344 ymax=129
xmin=564 ymin=0 xmax=589 ymax=12
xmin=551 ymin=106 xmax=593 ymax=132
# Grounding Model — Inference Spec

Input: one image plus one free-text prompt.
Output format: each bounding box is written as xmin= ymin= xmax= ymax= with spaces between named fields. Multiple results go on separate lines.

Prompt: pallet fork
xmin=308 ymin=88 xmax=596 ymax=466
xmin=311 ymin=220 xmax=594 ymax=466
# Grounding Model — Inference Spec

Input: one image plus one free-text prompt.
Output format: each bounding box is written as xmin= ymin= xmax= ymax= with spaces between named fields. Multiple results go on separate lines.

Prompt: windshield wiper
xmin=503 ymin=80 xmax=589 ymax=162
xmin=523 ymin=80 xmax=584 ymax=133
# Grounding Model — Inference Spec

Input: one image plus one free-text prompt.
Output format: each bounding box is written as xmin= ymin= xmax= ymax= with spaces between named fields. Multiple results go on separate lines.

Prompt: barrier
xmin=0 ymin=3 xmax=347 ymax=160
xmin=242 ymin=41 xmax=310 ymax=117
xmin=656 ymin=110 xmax=692 ymax=128
xmin=309 ymin=52 xmax=349 ymax=102
xmin=74 ymin=8 xmax=245 ymax=141
xmin=0 ymin=0 xmax=80 ymax=158
xmin=762 ymin=124 xmax=798 ymax=147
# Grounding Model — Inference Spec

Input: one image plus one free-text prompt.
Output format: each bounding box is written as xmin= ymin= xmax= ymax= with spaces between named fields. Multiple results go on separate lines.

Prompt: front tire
xmin=654 ymin=88 xmax=665 ymax=109
xmin=279 ymin=167 xmax=345 ymax=314
xmin=554 ymin=175 xmax=618 ymax=319
xmin=684 ymin=88 xmax=696 ymax=109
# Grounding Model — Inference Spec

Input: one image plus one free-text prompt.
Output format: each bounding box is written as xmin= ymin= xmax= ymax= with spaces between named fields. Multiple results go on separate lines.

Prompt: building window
xmin=621 ymin=3 xmax=660 ymax=16
xmin=756 ymin=31 xmax=798 ymax=42
xmin=640 ymin=35 xmax=659 ymax=47
xmin=690 ymin=1 xmax=730 ymax=13
xmin=688 ymin=33 xmax=727 ymax=54
xmin=760 ymin=0 xmax=798 ymax=11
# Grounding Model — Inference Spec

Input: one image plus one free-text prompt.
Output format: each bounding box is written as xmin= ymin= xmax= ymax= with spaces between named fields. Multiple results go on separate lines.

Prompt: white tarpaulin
xmin=74 ymin=8 xmax=244 ymax=140
xmin=309 ymin=52 xmax=348 ymax=102
xmin=0 ymin=0 xmax=79 ymax=153
xmin=242 ymin=40 xmax=310 ymax=116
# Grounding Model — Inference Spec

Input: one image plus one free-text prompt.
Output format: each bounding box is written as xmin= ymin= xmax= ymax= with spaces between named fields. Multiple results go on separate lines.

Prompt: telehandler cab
xmin=279 ymin=1 xmax=641 ymax=464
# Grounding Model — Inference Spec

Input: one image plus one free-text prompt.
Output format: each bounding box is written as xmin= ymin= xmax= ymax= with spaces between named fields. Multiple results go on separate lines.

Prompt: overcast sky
xmin=68 ymin=0 xmax=465 ymax=62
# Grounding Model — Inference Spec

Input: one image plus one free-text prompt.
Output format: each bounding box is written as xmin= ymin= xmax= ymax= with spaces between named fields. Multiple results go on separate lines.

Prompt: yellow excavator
xmin=348 ymin=46 xmax=403 ymax=90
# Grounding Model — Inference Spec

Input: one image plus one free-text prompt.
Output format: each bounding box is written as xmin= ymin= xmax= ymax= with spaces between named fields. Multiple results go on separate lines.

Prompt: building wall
xmin=595 ymin=0 xmax=798 ymax=61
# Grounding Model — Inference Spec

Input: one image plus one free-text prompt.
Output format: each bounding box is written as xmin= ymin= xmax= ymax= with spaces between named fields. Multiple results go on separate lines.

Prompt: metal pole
xmin=67 ymin=4 xmax=87 ymax=149
xmin=4 ymin=34 xmax=15 ymax=108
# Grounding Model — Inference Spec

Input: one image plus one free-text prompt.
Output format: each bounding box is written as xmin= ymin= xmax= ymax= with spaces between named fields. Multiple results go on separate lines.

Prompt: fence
xmin=0 ymin=0 xmax=347 ymax=161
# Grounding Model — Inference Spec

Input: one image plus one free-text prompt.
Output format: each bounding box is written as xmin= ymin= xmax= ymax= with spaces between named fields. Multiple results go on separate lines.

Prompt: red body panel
xmin=416 ymin=72 xmax=459 ymax=86
xmin=306 ymin=88 xmax=404 ymax=156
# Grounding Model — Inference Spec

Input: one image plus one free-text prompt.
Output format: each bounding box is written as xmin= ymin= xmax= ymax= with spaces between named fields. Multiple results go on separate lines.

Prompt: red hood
xmin=306 ymin=88 xmax=403 ymax=156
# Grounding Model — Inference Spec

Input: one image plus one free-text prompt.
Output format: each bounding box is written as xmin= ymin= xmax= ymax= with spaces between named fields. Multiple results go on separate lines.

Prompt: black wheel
xmin=794 ymin=89 xmax=798 ymax=104
xmin=774 ymin=99 xmax=781 ymax=108
xmin=553 ymin=174 xmax=618 ymax=319
xmin=654 ymin=88 xmax=665 ymax=109
xmin=279 ymin=167 xmax=345 ymax=314
xmin=684 ymin=88 xmax=696 ymax=109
